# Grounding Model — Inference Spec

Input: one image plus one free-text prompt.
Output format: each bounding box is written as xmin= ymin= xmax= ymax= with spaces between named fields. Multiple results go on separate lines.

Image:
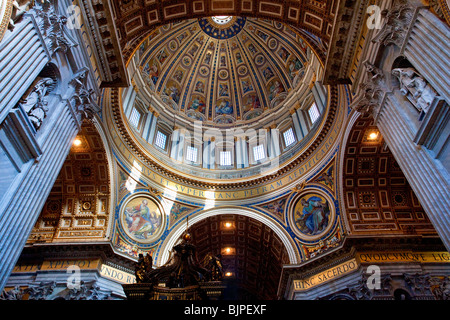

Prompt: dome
xmin=129 ymin=17 xmax=319 ymax=127
xmin=122 ymin=17 xmax=327 ymax=181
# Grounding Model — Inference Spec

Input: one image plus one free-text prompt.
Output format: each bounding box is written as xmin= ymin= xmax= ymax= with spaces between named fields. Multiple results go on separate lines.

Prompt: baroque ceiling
xmin=132 ymin=17 xmax=315 ymax=126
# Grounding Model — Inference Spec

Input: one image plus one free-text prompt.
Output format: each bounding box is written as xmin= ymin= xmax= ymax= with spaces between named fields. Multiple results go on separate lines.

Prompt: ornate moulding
xmin=0 ymin=0 xmax=13 ymax=42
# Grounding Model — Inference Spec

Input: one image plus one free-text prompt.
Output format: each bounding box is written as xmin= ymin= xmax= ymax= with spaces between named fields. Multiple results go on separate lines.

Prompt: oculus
xmin=211 ymin=16 xmax=233 ymax=25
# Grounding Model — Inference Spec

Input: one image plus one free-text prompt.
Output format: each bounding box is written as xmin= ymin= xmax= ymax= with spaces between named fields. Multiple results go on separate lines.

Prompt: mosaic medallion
xmin=289 ymin=190 xmax=335 ymax=241
xmin=120 ymin=195 xmax=165 ymax=244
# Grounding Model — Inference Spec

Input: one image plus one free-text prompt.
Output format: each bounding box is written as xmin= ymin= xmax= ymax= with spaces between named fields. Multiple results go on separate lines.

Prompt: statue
xmin=202 ymin=253 xmax=224 ymax=281
xmin=392 ymin=67 xmax=438 ymax=118
xmin=18 ymin=77 xmax=55 ymax=131
xmin=135 ymin=252 xmax=152 ymax=283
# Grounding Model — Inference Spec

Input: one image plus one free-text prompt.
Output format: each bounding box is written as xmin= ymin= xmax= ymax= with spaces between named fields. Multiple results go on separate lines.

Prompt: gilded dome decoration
xmin=135 ymin=17 xmax=312 ymax=127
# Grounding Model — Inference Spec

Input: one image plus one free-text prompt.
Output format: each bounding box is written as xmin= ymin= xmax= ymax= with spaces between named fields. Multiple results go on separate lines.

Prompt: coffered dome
xmin=120 ymin=16 xmax=328 ymax=182
xmin=129 ymin=17 xmax=317 ymax=128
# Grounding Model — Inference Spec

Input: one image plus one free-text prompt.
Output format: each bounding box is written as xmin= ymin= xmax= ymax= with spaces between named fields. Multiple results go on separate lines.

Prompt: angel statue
xmin=8 ymin=1 xmax=34 ymax=30
xmin=202 ymin=252 xmax=224 ymax=281
xmin=392 ymin=67 xmax=438 ymax=118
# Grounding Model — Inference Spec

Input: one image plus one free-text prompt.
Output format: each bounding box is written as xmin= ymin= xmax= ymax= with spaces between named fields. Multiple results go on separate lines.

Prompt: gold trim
xmin=438 ymin=0 xmax=450 ymax=25
xmin=0 ymin=0 xmax=13 ymax=43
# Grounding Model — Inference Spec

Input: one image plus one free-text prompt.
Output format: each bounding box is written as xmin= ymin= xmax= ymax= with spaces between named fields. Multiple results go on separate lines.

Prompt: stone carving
xmin=404 ymin=273 xmax=432 ymax=296
xmin=351 ymin=61 xmax=386 ymax=118
xmin=66 ymin=280 xmax=111 ymax=300
xmin=348 ymin=274 xmax=374 ymax=300
xmin=430 ymin=276 xmax=450 ymax=300
xmin=0 ymin=285 xmax=25 ymax=300
xmin=348 ymin=272 xmax=393 ymax=300
xmin=372 ymin=1 xmax=415 ymax=47
xmin=17 ymin=77 xmax=55 ymax=130
xmin=26 ymin=281 xmax=56 ymax=300
xmin=0 ymin=281 xmax=112 ymax=300
xmin=34 ymin=0 xmax=75 ymax=54
xmin=392 ymin=67 xmax=438 ymax=117
xmin=69 ymin=69 xmax=97 ymax=120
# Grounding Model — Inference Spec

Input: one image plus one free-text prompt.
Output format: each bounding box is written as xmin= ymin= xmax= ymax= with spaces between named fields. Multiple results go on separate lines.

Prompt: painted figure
xmin=295 ymin=196 xmax=330 ymax=236
xmin=124 ymin=199 xmax=161 ymax=240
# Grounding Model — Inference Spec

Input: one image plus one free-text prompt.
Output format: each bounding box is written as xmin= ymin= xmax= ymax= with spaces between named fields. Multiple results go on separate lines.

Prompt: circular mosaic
xmin=169 ymin=40 xmax=178 ymax=51
xmin=199 ymin=66 xmax=210 ymax=77
xmin=218 ymin=69 xmax=229 ymax=80
xmin=268 ymin=38 xmax=278 ymax=50
xmin=289 ymin=190 xmax=335 ymax=241
xmin=182 ymin=55 xmax=192 ymax=67
xmin=120 ymin=194 xmax=165 ymax=243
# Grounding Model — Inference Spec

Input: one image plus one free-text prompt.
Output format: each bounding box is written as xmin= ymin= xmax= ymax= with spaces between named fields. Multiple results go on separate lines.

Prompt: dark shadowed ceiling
xmin=187 ymin=214 xmax=290 ymax=300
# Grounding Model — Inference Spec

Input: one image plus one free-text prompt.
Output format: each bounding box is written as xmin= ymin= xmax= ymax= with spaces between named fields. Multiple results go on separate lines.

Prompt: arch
xmin=27 ymin=118 xmax=114 ymax=243
xmin=157 ymin=206 xmax=299 ymax=265
xmin=339 ymin=113 xmax=437 ymax=237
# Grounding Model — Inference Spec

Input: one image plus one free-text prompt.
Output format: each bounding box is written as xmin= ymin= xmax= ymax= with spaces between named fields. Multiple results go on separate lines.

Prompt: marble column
xmin=376 ymin=93 xmax=450 ymax=250
xmin=0 ymin=97 xmax=79 ymax=290
xmin=0 ymin=15 xmax=50 ymax=123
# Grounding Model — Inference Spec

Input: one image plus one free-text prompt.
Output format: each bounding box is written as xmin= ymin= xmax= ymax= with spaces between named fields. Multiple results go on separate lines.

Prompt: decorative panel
xmin=342 ymin=114 xmax=437 ymax=236
xmin=28 ymin=121 xmax=110 ymax=243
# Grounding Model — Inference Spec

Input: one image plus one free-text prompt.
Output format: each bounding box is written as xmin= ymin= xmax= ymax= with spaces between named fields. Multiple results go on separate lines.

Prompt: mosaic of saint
xmin=121 ymin=197 xmax=163 ymax=243
xmin=293 ymin=193 xmax=331 ymax=237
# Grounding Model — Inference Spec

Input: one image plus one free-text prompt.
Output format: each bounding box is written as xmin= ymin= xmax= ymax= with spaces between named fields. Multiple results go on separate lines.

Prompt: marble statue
xmin=18 ymin=77 xmax=55 ymax=131
xmin=392 ymin=67 xmax=438 ymax=116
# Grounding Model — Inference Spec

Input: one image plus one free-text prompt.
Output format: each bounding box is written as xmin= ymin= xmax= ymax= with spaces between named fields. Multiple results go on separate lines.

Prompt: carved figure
xmin=135 ymin=252 xmax=153 ymax=283
xmin=18 ymin=77 xmax=55 ymax=130
xmin=202 ymin=252 xmax=224 ymax=281
xmin=392 ymin=67 xmax=438 ymax=115
xmin=0 ymin=285 xmax=24 ymax=300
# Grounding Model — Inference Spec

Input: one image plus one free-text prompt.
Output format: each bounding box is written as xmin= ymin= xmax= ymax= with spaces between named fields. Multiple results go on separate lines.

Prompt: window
xmin=220 ymin=150 xmax=232 ymax=166
xmin=253 ymin=144 xmax=265 ymax=162
xmin=154 ymin=131 xmax=167 ymax=150
xmin=283 ymin=128 xmax=296 ymax=147
xmin=186 ymin=146 xmax=198 ymax=162
xmin=129 ymin=108 xmax=141 ymax=128
xmin=308 ymin=102 xmax=320 ymax=124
